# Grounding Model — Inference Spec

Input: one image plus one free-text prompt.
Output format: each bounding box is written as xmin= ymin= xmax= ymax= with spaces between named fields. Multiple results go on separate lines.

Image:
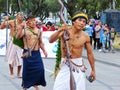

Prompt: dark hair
xmin=46 ymin=21 xmax=52 ymax=26
xmin=104 ymin=30 xmax=107 ymax=32
xmin=26 ymin=13 xmax=35 ymax=21
xmin=111 ymin=26 xmax=114 ymax=28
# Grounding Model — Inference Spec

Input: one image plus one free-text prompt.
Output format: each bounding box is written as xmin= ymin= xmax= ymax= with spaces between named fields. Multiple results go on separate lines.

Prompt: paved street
xmin=0 ymin=48 xmax=120 ymax=90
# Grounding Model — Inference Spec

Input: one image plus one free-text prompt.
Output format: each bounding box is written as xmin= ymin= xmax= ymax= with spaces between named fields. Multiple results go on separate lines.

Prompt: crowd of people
xmin=36 ymin=20 xmax=56 ymax=31
xmin=85 ymin=20 xmax=117 ymax=53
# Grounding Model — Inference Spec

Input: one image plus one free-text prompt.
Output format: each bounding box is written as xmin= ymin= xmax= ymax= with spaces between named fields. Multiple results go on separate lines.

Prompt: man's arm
xmin=0 ymin=21 xmax=8 ymax=29
xmin=49 ymin=30 xmax=63 ymax=43
xmin=85 ymin=35 xmax=96 ymax=80
xmin=95 ymin=25 xmax=100 ymax=32
xmin=49 ymin=24 xmax=68 ymax=43
xmin=0 ymin=16 xmax=10 ymax=29
xmin=39 ymin=31 xmax=47 ymax=57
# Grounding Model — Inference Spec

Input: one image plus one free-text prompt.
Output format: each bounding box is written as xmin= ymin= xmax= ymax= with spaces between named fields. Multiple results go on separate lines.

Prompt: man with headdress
xmin=0 ymin=12 xmax=24 ymax=78
xmin=49 ymin=11 xmax=96 ymax=90
xmin=16 ymin=14 xmax=48 ymax=90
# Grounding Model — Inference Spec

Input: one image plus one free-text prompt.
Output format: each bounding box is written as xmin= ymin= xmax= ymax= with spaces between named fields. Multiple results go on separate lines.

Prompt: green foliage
xmin=54 ymin=39 xmax=61 ymax=78
xmin=0 ymin=0 xmax=6 ymax=13
xmin=9 ymin=15 xmax=15 ymax=20
xmin=1 ymin=0 xmax=120 ymax=20
xmin=45 ymin=0 xmax=59 ymax=13
xmin=64 ymin=0 xmax=120 ymax=19
xmin=0 ymin=0 xmax=50 ymax=21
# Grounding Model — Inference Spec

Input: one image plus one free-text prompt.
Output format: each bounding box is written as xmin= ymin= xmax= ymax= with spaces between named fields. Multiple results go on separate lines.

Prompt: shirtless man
xmin=49 ymin=11 xmax=96 ymax=90
xmin=16 ymin=14 xmax=47 ymax=90
xmin=0 ymin=13 xmax=24 ymax=78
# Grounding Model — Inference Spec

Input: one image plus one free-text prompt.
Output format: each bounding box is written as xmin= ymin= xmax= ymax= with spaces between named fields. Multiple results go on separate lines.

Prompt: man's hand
xmin=90 ymin=70 xmax=96 ymax=81
xmin=58 ymin=24 xmax=69 ymax=32
xmin=43 ymin=50 xmax=48 ymax=58
xmin=4 ymin=16 xmax=9 ymax=21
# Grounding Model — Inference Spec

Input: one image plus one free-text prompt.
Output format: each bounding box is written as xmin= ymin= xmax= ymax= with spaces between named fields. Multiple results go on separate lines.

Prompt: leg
xmin=93 ymin=38 xmax=96 ymax=49
xmin=102 ymin=43 xmax=107 ymax=53
xmin=110 ymin=40 xmax=115 ymax=53
xmin=96 ymin=38 xmax=99 ymax=49
xmin=17 ymin=65 xmax=22 ymax=77
xmin=90 ymin=36 xmax=92 ymax=45
xmin=22 ymin=88 xmax=27 ymax=90
xmin=33 ymin=85 xmax=40 ymax=90
xmin=9 ymin=64 xmax=15 ymax=78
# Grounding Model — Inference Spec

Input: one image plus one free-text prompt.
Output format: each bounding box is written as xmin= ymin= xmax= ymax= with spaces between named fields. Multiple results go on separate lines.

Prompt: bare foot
xmin=34 ymin=86 xmax=40 ymax=90
xmin=10 ymin=74 xmax=15 ymax=79
xmin=17 ymin=74 xmax=22 ymax=78
xmin=22 ymin=88 xmax=27 ymax=90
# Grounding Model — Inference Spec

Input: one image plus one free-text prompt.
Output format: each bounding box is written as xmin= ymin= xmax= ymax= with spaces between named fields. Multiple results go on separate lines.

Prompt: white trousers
xmin=53 ymin=58 xmax=86 ymax=90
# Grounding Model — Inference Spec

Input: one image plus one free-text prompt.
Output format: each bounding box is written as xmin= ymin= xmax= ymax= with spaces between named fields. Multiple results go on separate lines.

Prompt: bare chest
xmin=25 ymin=30 xmax=38 ymax=41
xmin=68 ymin=35 xmax=86 ymax=49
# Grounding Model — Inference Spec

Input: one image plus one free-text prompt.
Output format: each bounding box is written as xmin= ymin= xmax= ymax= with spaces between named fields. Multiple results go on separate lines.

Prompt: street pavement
xmin=0 ymin=48 xmax=120 ymax=90
xmin=83 ymin=48 xmax=120 ymax=90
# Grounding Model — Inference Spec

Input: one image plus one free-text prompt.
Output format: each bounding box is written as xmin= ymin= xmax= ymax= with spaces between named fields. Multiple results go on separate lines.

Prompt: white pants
xmin=53 ymin=58 xmax=86 ymax=90
xmin=5 ymin=38 xmax=23 ymax=67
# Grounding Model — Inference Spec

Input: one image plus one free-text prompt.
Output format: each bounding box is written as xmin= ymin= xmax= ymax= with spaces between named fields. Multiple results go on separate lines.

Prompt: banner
xmin=40 ymin=31 xmax=58 ymax=58
xmin=0 ymin=28 xmax=10 ymax=56
xmin=0 ymin=30 xmax=58 ymax=58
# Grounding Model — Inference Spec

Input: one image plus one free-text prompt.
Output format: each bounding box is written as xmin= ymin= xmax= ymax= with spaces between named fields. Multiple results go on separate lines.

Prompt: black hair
xmin=26 ymin=13 xmax=35 ymax=21
xmin=46 ymin=21 xmax=52 ymax=26
xmin=111 ymin=26 xmax=115 ymax=28
xmin=104 ymin=30 xmax=107 ymax=32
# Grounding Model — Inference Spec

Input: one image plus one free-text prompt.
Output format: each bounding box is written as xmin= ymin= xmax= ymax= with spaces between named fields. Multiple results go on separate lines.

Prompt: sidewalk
xmin=0 ymin=56 xmax=22 ymax=90
xmin=0 ymin=49 xmax=119 ymax=90
xmin=83 ymin=48 xmax=120 ymax=67
xmin=83 ymin=48 xmax=120 ymax=90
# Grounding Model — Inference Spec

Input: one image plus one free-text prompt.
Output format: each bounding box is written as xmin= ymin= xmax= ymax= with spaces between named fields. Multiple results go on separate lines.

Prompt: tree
xmin=0 ymin=0 xmax=120 ymax=21
xmin=0 ymin=0 xmax=8 ymax=14
xmin=0 ymin=0 xmax=50 ymax=21
xmin=63 ymin=0 xmax=109 ymax=19
xmin=45 ymin=0 xmax=60 ymax=13
xmin=63 ymin=0 xmax=120 ymax=19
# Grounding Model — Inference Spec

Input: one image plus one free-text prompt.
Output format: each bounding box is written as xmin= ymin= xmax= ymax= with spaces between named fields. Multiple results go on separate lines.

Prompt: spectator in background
xmin=95 ymin=21 xmax=103 ymax=51
xmin=43 ymin=21 xmax=56 ymax=31
xmin=92 ymin=21 xmax=96 ymax=49
xmin=36 ymin=20 xmax=51 ymax=32
xmin=108 ymin=26 xmax=116 ymax=53
xmin=103 ymin=23 xmax=109 ymax=32
xmin=36 ymin=20 xmax=43 ymax=31
xmin=101 ymin=30 xmax=108 ymax=53
xmin=102 ymin=23 xmax=110 ymax=49
xmin=85 ymin=20 xmax=94 ymax=45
